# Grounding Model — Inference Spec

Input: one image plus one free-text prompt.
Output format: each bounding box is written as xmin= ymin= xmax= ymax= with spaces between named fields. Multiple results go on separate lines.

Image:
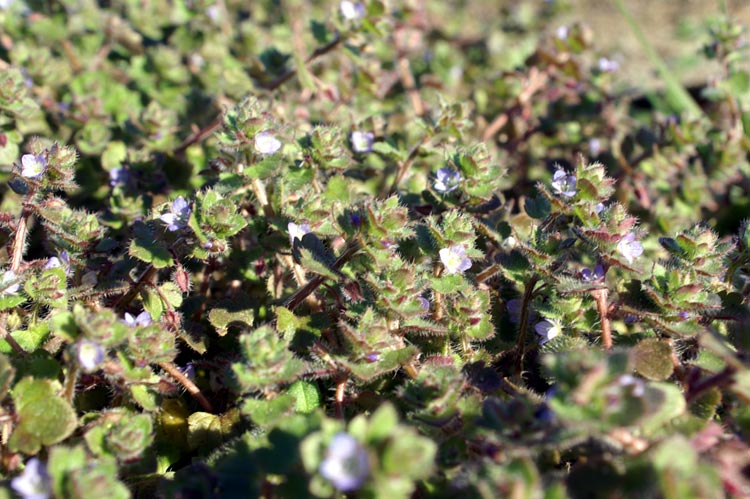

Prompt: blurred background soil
xmin=553 ymin=0 xmax=750 ymax=88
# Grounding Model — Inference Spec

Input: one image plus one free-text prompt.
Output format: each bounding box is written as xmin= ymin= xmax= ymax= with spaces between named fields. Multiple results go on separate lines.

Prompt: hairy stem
xmin=159 ymin=361 xmax=215 ymax=413
xmin=515 ymin=275 xmax=539 ymax=375
xmin=283 ymin=241 xmax=360 ymax=311
xmin=112 ymin=265 xmax=158 ymax=312
xmin=591 ymin=288 xmax=613 ymax=349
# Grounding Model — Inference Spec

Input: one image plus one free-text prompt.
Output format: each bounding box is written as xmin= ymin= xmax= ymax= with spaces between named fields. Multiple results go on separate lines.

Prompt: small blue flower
xmin=551 ymin=168 xmax=576 ymax=198
xmin=44 ymin=251 xmax=71 ymax=276
xmin=77 ymin=339 xmax=104 ymax=372
xmin=320 ymin=433 xmax=370 ymax=492
xmin=20 ymin=154 xmax=46 ymax=179
xmin=123 ymin=311 xmax=152 ymax=327
xmin=439 ymin=244 xmax=472 ymax=275
xmin=535 ymin=319 xmax=562 ymax=344
xmin=417 ymin=296 xmax=430 ymax=313
xmin=617 ymin=232 xmax=644 ymax=264
xmin=364 ymin=352 xmax=379 ymax=363
xmin=180 ymin=362 xmax=196 ymax=381
xmin=160 ymin=197 xmax=191 ymax=232
xmin=11 ymin=458 xmax=51 ymax=499
xmin=434 ymin=168 xmax=462 ymax=194
xmin=109 ymin=167 xmax=129 ymax=187
xmin=594 ymin=202 xmax=605 ymax=214
xmin=581 ymin=264 xmax=605 ymax=282
xmin=350 ymin=131 xmax=374 ymax=153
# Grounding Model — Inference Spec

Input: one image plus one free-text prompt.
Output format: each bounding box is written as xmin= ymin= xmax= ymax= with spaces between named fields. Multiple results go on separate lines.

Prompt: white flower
xmin=551 ymin=168 xmax=577 ymax=198
xmin=288 ymin=222 xmax=311 ymax=245
xmin=434 ymin=168 xmax=461 ymax=194
xmin=556 ymin=25 xmax=569 ymax=40
xmin=77 ymin=340 xmax=104 ymax=372
xmin=617 ymin=233 xmax=644 ymax=264
xmin=340 ymin=1 xmax=365 ymax=21
xmin=535 ymin=319 xmax=562 ymax=344
xmin=11 ymin=458 xmax=51 ymax=499
xmin=160 ymin=197 xmax=191 ymax=232
xmin=20 ymin=154 xmax=46 ymax=179
xmin=123 ymin=311 xmax=152 ymax=327
xmin=254 ymin=132 xmax=281 ymax=155
xmin=350 ymin=131 xmax=374 ymax=153
xmin=320 ymin=433 xmax=370 ymax=492
xmin=0 ymin=270 xmax=20 ymax=296
xmin=439 ymin=244 xmax=472 ymax=275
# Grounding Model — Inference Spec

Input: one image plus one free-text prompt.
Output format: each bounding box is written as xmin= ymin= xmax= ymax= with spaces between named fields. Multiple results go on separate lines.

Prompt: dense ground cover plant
xmin=0 ymin=0 xmax=748 ymax=497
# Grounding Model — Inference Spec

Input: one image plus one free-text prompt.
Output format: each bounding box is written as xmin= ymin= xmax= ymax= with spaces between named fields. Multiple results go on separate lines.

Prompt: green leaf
xmin=242 ymin=393 xmax=296 ymax=427
xmin=129 ymin=224 xmax=173 ymax=268
xmin=632 ymin=339 xmax=674 ymax=380
xmin=141 ymin=287 xmax=164 ymax=321
xmin=187 ymin=411 xmax=223 ymax=451
xmin=288 ymin=380 xmax=320 ymax=414
xmin=10 ymin=378 xmax=77 ymax=454
xmin=525 ymin=196 xmax=551 ymax=219
xmin=208 ymin=296 xmax=255 ymax=336
xmin=101 ymin=141 xmax=127 ymax=169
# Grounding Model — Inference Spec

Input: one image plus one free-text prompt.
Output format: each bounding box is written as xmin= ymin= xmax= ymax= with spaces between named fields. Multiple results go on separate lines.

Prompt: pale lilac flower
xmin=205 ymin=4 xmax=221 ymax=23
xmin=597 ymin=57 xmax=620 ymax=73
xmin=551 ymin=168 xmax=576 ymax=198
xmin=320 ymin=433 xmax=370 ymax=492
xmin=160 ymin=197 xmax=191 ymax=232
xmin=556 ymin=26 xmax=569 ymax=40
xmin=254 ymin=132 xmax=281 ymax=155
xmin=417 ymin=296 xmax=430 ymax=313
xmin=350 ymin=131 xmax=374 ymax=153
xmin=439 ymin=244 xmax=472 ymax=275
xmin=11 ymin=458 xmax=50 ymax=499
xmin=617 ymin=233 xmax=644 ymax=264
xmin=618 ymin=374 xmax=645 ymax=397
xmin=588 ymin=138 xmax=602 ymax=156
xmin=44 ymin=251 xmax=71 ymax=276
xmin=288 ymin=222 xmax=311 ymax=244
xmin=109 ymin=168 xmax=128 ymax=187
xmin=0 ymin=270 xmax=20 ymax=296
xmin=535 ymin=319 xmax=562 ymax=344
xmin=340 ymin=1 xmax=365 ymax=21
xmin=20 ymin=154 xmax=46 ymax=179
xmin=594 ymin=202 xmax=605 ymax=214
xmin=123 ymin=311 xmax=152 ymax=328
xmin=434 ymin=168 xmax=461 ymax=194
xmin=581 ymin=264 xmax=605 ymax=282
xmin=77 ymin=339 xmax=104 ymax=372
xmin=364 ymin=352 xmax=379 ymax=363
